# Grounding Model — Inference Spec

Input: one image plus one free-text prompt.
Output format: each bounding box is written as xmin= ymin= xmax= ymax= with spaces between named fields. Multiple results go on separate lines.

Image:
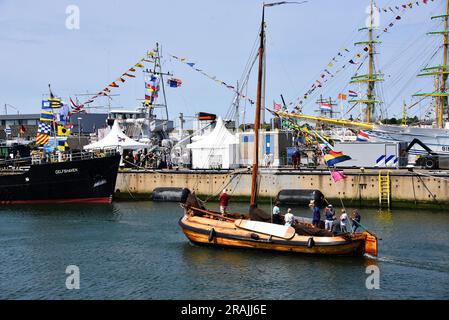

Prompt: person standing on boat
xmin=310 ymin=200 xmax=321 ymax=227
xmin=284 ymin=208 xmax=295 ymax=227
xmin=351 ymin=209 xmax=361 ymax=233
xmin=272 ymin=201 xmax=282 ymax=225
xmin=340 ymin=209 xmax=349 ymax=233
xmin=324 ymin=204 xmax=335 ymax=231
xmin=219 ymin=189 xmax=230 ymax=215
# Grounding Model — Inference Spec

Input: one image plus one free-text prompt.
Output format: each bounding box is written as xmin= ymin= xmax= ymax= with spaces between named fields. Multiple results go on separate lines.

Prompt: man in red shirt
xmin=219 ymin=189 xmax=230 ymax=215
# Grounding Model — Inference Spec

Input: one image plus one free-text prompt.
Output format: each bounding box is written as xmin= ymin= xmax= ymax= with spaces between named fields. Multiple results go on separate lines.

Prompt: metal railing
xmin=0 ymin=150 xmax=117 ymax=169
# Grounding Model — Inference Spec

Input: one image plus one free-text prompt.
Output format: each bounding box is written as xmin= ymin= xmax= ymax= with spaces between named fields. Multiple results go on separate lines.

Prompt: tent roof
xmin=84 ymin=120 xmax=147 ymax=150
xmin=187 ymin=117 xmax=238 ymax=149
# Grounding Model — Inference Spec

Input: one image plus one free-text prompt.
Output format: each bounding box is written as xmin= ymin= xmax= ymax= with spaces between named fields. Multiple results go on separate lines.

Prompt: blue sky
xmin=0 ymin=0 xmax=445 ymax=126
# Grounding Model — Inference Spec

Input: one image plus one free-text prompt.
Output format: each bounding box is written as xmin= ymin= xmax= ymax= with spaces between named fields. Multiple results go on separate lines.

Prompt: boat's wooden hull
xmin=179 ymin=214 xmax=371 ymax=256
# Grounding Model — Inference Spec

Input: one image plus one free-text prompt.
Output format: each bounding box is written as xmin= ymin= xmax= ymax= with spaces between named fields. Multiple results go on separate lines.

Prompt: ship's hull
xmin=179 ymin=213 xmax=377 ymax=256
xmin=369 ymin=125 xmax=449 ymax=155
xmin=0 ymin=154 xmax=121 ymax=204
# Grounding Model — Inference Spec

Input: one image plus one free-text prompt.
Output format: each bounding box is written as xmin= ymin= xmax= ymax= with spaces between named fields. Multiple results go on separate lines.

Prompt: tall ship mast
xmin=349 ymin=0 xmax=383 ymax=123
xmin=414 ymin=0 xmax=449 ymax=128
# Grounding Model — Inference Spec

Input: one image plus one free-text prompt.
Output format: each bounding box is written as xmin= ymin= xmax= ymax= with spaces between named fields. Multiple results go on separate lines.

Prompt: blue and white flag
xmin=4 ymin=127 xmax=11 ymax=135
xmin=42 ymin=100 xmax=52 ymax=109
xmin=38 ymin=122 xmax=51 ymax=135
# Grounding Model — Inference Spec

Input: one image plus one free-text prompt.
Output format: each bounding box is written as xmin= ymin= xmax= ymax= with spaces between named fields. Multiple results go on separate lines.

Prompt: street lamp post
xmin=77 ymin=117 xmax=82 ymax=148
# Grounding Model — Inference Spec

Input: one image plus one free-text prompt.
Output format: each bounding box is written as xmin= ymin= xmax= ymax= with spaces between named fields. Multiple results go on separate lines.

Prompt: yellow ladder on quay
xmin=378 ymin=170 xmax=391 ymax=209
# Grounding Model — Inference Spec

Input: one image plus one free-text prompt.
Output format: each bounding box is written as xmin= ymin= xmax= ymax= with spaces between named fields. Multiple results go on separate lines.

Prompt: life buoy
xmin=208 ymin=228 xmax=216 ymax=242
xmin=307 ymin=237 xmax=315 ymax=248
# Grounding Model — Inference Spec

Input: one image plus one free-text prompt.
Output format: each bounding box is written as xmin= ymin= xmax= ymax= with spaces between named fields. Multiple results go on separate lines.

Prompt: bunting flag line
xmin=144 ymin=73 xmax=160 ymax=108
xmin=380 ymin=0 xmax=433 ymax=14
xmin=169 ymin=54 xmax=255 ymax=105
xmin=73 ymin=49 xmax=156 ymax=113
xmin=288 ymin=0 xmax=434 ymax=110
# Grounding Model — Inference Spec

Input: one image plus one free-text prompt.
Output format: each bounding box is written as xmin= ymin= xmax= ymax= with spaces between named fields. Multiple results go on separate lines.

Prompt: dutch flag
xmin=320 ymin=102 xmax=332 ymax=112
xmin=356 ymin=130 xmax=369 ymax=142
xmin=349 ymin=90 xmax=358 ymax=98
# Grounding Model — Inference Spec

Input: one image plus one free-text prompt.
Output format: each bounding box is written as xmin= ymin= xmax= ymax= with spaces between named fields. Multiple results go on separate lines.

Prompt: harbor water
xmin=1 ymin=201 xmax=448 ymax=299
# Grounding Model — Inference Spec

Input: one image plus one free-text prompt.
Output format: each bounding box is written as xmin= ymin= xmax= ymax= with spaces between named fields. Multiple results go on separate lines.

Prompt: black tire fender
xmin=208 ymin=228 xmax=216 ymax=242
xmin=307 ymin=237 xmax=315 ymax=248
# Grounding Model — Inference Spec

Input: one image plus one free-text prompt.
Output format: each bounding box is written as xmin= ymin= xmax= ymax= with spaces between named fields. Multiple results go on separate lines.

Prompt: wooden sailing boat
xmin=178 ymin=4 xmax=378 ymax=257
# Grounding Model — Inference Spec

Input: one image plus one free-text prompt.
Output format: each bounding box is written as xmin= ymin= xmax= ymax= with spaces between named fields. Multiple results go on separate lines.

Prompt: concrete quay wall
xmin=115 ymin=169 xmax=449 ymax=208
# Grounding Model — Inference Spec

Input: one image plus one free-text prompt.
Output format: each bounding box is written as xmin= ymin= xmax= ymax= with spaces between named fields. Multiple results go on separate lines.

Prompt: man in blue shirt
xmin=310 ymin=200 xmax=321 ymax=227
xmin=324 ymin=204 xmax=335 ymax=231
xmin=351 ymin=209 xmax=361 ymax=233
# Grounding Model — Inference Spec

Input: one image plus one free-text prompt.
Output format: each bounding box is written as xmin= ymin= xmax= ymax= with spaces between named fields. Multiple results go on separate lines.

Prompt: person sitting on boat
xmin=351 ymin=209 xmax=361 ymax=233
xmin=284 ymin=208 xmax=295 ymax=227
xmin=310 ymin=200 xmax=321 ymax=227
xmin=272 ymin=201 xmax=282 ymax=225
xmin=324 ymin=204 xmax=335 ymax=231
xmin=340 ymin=209 xmax=349 ymax=233
xmin=219 ymin=189 xmax=230 ymax=215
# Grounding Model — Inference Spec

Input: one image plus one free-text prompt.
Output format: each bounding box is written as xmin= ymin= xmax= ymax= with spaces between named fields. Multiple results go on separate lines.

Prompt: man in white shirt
xmin=284 ymin=208 xmax=295 ymax=227
xmin=340 ymin=209 xmax=349 ymax=233
xmin=272 ymin=201 xmax=282 ymax=225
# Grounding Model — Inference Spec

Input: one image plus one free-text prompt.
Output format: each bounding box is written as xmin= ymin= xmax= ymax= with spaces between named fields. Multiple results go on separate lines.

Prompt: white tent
xmin=187 ymin=117 xmax=239 ymax=169
xmin=84 ymin=120 xmax=147 ymax=151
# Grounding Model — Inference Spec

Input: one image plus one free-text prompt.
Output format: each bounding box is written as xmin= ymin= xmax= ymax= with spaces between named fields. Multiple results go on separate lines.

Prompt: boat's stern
xmin=362 ymin=231 xmax=378 ymax=257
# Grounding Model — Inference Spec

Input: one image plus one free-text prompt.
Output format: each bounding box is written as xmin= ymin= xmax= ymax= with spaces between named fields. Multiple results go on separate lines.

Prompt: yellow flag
xmin=135 ymin=62 xmax=144 ymax=68
xmin=57 ymin=126 xmax=70 ymax=136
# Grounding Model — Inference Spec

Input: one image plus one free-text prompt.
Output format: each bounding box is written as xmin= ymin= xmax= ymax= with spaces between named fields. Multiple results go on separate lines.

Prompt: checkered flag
xmin=38 ymin=122 xmax=51 ymax=135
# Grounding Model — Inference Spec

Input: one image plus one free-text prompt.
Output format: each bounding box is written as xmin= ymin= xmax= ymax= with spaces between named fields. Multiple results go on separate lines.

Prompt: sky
xmin=0 ymin=0 xmax=446 ymax=128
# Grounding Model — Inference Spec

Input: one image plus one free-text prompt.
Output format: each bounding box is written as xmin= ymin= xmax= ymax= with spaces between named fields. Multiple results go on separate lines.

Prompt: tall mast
xmin=367 ymin=0 xmax=374 ymax=123
xmin=442 ymin=0 xmax=449 ymax=126
xmin=250 ymin=5 xmax=265 ymax=209
xmin=415 ymin=0 xmax=449 ymax=128
xmin=349 ymin=0 xmax=383 ymax=123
